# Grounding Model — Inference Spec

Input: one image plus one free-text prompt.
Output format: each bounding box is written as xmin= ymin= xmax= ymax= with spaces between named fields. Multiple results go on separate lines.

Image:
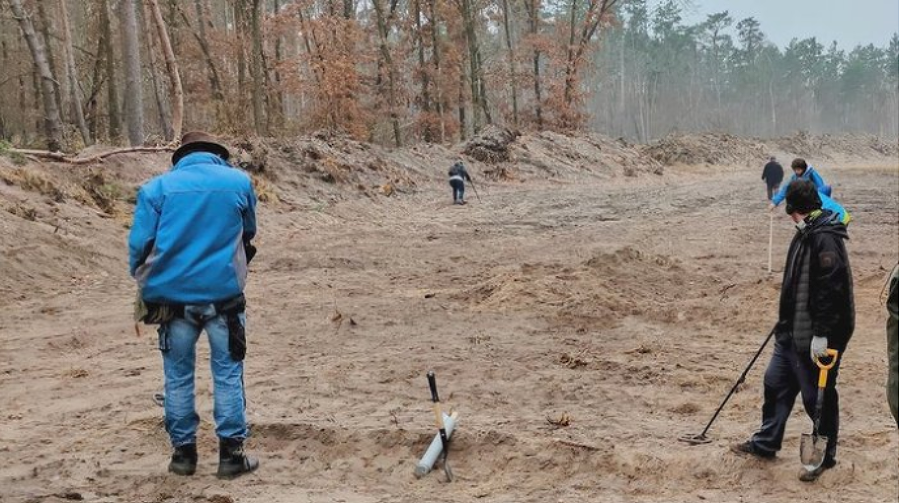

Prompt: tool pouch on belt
xmin=216 ymin=295 xmax=247 ymax=362
xmin=134 ymin=289 xmax=182 ymax=325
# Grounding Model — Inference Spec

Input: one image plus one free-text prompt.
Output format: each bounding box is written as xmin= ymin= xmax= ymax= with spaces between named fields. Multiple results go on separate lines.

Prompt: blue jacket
xmin=819 ymin=192 xmax=851 ymax=225
xmin=771 ymin=166 xmax=829 ymax=206
xmin=128 ymin=152 xmax=257 ymax=304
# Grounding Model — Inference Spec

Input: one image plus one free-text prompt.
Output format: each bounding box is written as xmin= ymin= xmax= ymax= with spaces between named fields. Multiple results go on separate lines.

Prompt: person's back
xmin=762 ymin=157 xmax=784 ymax=200
xmin=448 ymin=163 xmax=470 ymax=181
xmin=447 ymin=162 xmax=472 ymax=205
xmin=762 ymin=159 xmax=783 ymax=183
xmin=128 ymin=132 xmax=259 ymax=480
xmin=130 ymin=152 xmax=256 ymax=304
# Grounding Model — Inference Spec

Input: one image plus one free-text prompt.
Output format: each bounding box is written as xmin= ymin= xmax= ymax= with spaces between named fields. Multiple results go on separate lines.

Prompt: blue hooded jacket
xmin=128 ymin=152 xmax=257 ymax=304
xmin=771 ymin=166 xmax=829 ymax=206
xmin=818 ymin=192 xmax=851 ymax=225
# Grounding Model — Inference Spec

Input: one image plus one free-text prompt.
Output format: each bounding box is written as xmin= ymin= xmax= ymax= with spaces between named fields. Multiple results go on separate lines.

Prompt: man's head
xmin=172 ymin=131 xmax=230 ymax=165
xmin=769 ymin=156 xmax=776 ymax=162
xmin=791 ymin=158 xmax=808 ymax=176
xmin=785 ymin=179 xmax=822 ymax=223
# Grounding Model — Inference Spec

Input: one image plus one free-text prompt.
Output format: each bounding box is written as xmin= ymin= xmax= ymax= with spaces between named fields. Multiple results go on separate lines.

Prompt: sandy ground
xmin=0 ymin=159 xmax=897 ymax=503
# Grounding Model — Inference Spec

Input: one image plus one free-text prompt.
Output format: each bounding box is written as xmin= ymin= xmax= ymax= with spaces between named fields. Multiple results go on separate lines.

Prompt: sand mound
xmin=458 ymin=247 xmax=709 ymax=326
xmin=643 ymin=133 xmax=767 ymax=166
xmin=644 ymin=132 xmax=900 ymax=167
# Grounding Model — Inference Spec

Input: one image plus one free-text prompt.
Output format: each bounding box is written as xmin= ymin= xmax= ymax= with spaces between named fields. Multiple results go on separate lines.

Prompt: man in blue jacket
xmin=129 ymin=131 xmax=259 ymax=479
xmin=770 ymin=158 xmax=831 ymax=207
xmin=769 ymin=158 xmax=850 ymax=225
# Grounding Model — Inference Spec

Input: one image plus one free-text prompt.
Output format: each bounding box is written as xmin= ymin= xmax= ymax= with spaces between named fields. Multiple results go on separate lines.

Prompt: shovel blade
xmin=799 ymin=433 xmax=828 ymax=471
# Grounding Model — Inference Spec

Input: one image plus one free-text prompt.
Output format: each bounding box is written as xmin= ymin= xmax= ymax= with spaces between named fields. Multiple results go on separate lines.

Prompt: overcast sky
xmin=673 ymin=0 xmax=899 ymax=49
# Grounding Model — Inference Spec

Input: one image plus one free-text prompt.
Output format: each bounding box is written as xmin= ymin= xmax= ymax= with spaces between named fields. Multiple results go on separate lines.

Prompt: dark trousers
xmin=751 ymin=339 xmax=841 ymax=461
xmin=766 ymin=183 xmax=780 ymax=200
xmin=450 ymin=179 xmax=465 ymax=202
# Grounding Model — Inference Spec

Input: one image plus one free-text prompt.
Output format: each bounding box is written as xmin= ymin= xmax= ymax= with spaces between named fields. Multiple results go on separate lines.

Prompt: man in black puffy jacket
xmin=732 ymin=180 xmax=854 ymax=482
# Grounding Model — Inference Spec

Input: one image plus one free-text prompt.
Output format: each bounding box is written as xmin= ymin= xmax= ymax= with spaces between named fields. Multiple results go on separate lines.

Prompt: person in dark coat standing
xmin=731 ymin=180 xmax=854 ymax=482
xmin=762 ymin=156 xmax=784 ymax=201
xmin=448 ymin=161 xmax=473 ymax=205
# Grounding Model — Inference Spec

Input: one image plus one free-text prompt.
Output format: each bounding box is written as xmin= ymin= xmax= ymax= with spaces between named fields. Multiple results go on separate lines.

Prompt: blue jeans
xmin=449 ymin=179 xmax=465 ymax=202
xmin=159 ymin=304 xmax=248 ymax=446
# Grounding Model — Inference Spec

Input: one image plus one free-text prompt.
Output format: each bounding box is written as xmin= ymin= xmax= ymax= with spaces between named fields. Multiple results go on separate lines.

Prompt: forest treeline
xmin=1 ymin=0 xmax=896 ymax=151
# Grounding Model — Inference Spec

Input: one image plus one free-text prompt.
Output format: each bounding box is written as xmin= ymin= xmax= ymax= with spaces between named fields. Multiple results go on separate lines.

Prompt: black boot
xmin=216 ymin=438 xmax=259 ymax=479
xmin=168 ymin=443 xmax=198 ymax=476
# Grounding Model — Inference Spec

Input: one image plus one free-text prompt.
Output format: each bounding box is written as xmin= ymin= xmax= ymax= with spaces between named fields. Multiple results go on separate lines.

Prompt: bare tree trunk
xmin=458 ymin=66 xmax=467 ymax=140
xmin=460 ymin=0 xmax=490 ymax=129
xmin=343 ymin=0 xmax=354 ymax=19
xmin=35 ymin=0 xmax=63 ymax=118
xmin=372 ymin=0 xmax=401 ymax=146
xmin=271 ymin=0 xmax=285 ymax=130
xmin=0 ymin=38 xmax=11 ymax=139
xmin=247 ymin=0 xmax=266 ymax=134
xmin=100 ymin=0 xmax=121 ymax=140
xmin=428 ymin=0 xmax=445 ymax=142
xmin=234 ymin=0 xmax=248 ymax=125
xmin=174 ymin=0 xmax=225 ymax=127
xmin=141 ymin=0 xmax=173 ymax=139
xmin=413 ymin=0 xmax=432 ymax=141
xmin=563 ymin=0 xmax=577 ymax=108
xmin=8 ymin=0 xmax=64 ymax=151
xmin=58 ymin=0 xmax=92 ymax=145
xmin=147 ymin=0 xmax=184 ymax=141
xmin=119 ymin=0 xmax=144 ymax=146
xmin=523 ymin=0 xmax=542 ymax=129
xmin=88 ymin=28 xmax=104 ymax=140
xmin=562 ymin=0 xmax=617 ymax=117
xmin=501 ymin=0 xmax=518 ymax=127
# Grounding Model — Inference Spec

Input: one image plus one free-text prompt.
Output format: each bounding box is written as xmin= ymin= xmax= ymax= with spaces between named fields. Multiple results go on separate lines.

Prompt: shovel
xmin=799 ymin=349 xmax=839 ymax=472
xmin=427 ymin=371 xmax=453 ymax=482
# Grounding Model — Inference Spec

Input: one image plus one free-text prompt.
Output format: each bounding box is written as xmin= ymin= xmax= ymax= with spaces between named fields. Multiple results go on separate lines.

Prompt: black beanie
xmin=785 ymin=179 xmax=822 ymax=215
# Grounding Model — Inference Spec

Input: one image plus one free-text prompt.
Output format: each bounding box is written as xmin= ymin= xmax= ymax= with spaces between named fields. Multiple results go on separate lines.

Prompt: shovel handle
xmin=427 ymin=371 xmax=447 ymax=431
xmin=427 ymin=371 xmax=440 ymax=404
xmin=816 ymin=349 xmax=839 ymax=388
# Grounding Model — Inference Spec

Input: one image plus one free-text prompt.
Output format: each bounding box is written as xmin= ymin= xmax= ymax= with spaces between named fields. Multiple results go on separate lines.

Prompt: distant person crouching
xmin=448 ymin=161 xmax=473 ymax=205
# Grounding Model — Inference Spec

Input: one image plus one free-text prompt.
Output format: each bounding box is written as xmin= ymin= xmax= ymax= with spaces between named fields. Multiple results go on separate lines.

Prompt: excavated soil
xmin=0 ymin=132 xmax=897 ymax=503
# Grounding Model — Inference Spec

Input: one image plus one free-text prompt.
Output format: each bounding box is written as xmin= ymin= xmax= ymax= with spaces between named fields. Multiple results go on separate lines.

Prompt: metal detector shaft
xmin=469 ymin=180 xmax=481 ymax=202
xmin=695 ymin=326 xmax=777 ymax=439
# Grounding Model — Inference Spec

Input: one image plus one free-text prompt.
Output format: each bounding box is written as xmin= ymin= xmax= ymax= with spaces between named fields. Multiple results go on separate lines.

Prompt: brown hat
xmin=172 ymin=131 xmax=230 ymax=165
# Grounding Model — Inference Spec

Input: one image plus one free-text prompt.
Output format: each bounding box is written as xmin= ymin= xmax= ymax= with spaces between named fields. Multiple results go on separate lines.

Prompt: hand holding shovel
xmin=800 ymin=349 xmax=839 ymax=474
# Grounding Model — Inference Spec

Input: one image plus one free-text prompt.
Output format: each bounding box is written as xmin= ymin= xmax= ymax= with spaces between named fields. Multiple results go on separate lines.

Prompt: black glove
xmin=245 ymin=241 xmax=257 ymax=264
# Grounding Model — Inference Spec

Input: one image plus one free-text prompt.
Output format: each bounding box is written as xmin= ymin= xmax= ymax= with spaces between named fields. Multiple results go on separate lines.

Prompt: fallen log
xmin=7 ymin=146 xmax=173 ymax=165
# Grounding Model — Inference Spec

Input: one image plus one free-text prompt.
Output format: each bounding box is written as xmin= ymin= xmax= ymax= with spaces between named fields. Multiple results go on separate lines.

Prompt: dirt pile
xmin=644 ymin=131 xmax=900 ymax=167
xmin=509 ymin=132 xmax=664 ymax=179
xmin=642 ymin=133 xmax=767 ymax=166
xmin=233 ymin=132 xmax=445 ymax=202
xmin=462 ymin=125 xmax=520 ymax=163
xmin=771 ymin=131 xmax=900 ymax=159
xmin=457 ymin=247 xmax=717 ymax=327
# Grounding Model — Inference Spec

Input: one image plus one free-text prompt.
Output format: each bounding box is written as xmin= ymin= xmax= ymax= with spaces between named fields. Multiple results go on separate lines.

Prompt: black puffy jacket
xmin=777 ymin=210 xmax=855 ymax=353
